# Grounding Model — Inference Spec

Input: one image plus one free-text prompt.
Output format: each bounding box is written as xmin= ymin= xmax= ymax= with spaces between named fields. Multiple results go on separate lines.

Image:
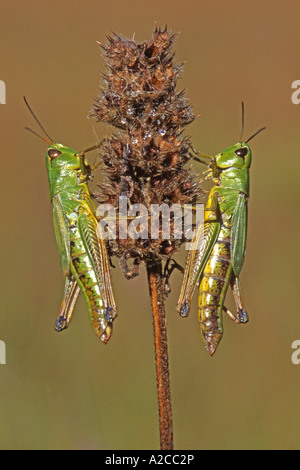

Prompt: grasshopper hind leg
xmin=231 ymin=276 xmax=249 ymax=323
xmin=223 ymin=276 xmax=249 ymax=324
xmin=104 ymin=307 xmax=116 ymax=322
xmin=55 ymin=275 xmax=80 ymax=332
xmin=178 ymin=301 xmax=191 ymax=318
xmin=222 ymin=305 xmax=247 ymax=324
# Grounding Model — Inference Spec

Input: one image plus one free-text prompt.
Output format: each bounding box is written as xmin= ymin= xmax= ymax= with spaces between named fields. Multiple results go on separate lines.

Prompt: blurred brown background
xmin=0 ymin=0 xmax=299 ymax=450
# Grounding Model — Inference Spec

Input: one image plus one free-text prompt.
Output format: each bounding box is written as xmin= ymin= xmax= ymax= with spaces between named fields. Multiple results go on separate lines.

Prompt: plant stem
xmin=147 ymin=262 xmax=174 ymax=450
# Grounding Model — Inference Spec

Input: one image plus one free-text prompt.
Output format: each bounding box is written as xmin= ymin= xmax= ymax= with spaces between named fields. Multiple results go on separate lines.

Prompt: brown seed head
xmin=90 ymin=27 xmax=203 ymax=278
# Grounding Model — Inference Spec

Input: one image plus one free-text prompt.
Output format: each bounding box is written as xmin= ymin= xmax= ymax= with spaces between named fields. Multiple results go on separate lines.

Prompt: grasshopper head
xmin=213 ymin=142 xmax=252 ymax=173
xmin=210 ymin=142 xmax=252 ymax=195
xmin=46 ymin=143 xmax=80 ymax=171
xmin=209 ymin=114 xmax=265 ymax=177
xmin=210 ymin=119 xmax=266 ymax=174
xmin=46 ymin=143 xmax=83 ymax=200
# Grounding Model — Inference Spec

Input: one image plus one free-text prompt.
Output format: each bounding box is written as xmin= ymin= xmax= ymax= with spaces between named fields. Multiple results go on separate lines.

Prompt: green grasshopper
xmin=177 ymin=116 xmax=265 ymax=355
xmin=24 ymin=97 xmax=117 ymax=343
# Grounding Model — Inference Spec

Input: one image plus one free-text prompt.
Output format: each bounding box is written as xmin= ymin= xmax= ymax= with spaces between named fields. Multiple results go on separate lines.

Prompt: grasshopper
xmin=24 ymin=97 xmax=117 ymax=343
xmin=177 ymin=113 xmax=265 ymax=355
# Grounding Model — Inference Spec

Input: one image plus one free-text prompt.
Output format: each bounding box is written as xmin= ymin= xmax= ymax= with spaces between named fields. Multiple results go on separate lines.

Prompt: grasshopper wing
xmin=177 ymin=221 xmax=220 ymax=317
xmin=52 ymin=195 xmax=71 ymax=275
xmin=77 ymin=212 xmax=117 ymax=320
xmin=231 ymin=193 xmax=247 ymax=277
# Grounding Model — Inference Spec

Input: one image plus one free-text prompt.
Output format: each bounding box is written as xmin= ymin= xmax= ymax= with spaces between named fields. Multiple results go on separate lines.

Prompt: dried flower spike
xmin=90 ymin=26 xmax=202 ymax=279
xmin=90 ymin=27 xmax=203 ymax=451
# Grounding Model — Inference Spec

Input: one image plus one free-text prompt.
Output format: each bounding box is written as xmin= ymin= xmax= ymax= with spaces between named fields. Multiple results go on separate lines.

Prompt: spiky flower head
xmin=90 ymin=27 xmax=202 ymax=279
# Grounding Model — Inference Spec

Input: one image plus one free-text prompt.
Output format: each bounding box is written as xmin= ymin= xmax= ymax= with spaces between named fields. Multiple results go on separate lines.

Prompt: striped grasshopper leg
xmin=55 ymin=276 xmax=80 ymax=331
xmin=230 ymin=276 xmax=249 ymax=324
xmin=53 ymin=191 xmax=117 ymax=343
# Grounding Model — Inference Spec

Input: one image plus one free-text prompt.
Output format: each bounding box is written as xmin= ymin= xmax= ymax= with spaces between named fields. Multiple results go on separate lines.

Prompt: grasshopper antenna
xmin=240 ymin=101 xmax=245 ymax=142
xmin=245 ymin=126 xmax=266 ymax=143
xmin=24 ymin=126 xmax=52 ymax=145
xmin=240 ymin=102 xmax=266 ymax=143
xmin=23 ymin=96 xmax=53 ymax=143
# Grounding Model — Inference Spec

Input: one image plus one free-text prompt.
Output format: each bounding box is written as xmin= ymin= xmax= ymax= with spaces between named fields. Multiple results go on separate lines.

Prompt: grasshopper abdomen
xmin=198 ymin=224 xmax=233 ymax=355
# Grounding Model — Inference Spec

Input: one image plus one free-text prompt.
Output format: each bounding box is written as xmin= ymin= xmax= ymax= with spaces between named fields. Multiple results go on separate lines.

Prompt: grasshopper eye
xmin=48 ymin=149 xmax=62 ymax=159
xmin=235 ymin=147 xmax=248 ymax=158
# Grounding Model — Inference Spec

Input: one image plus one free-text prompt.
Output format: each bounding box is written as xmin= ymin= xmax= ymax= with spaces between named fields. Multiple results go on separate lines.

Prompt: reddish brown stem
xmin=147 ymin=262 xmax=174 ymax=450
